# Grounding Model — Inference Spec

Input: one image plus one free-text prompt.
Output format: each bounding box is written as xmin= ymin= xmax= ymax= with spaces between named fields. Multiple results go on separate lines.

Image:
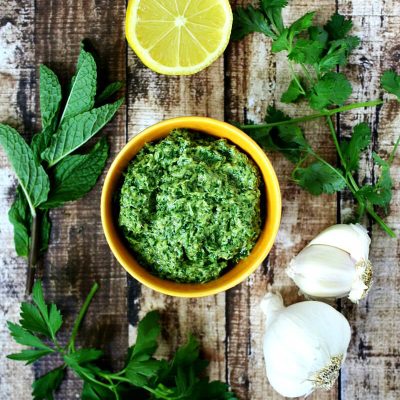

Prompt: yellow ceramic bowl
xmin=101 ymin=117 xmax=281 ymax=297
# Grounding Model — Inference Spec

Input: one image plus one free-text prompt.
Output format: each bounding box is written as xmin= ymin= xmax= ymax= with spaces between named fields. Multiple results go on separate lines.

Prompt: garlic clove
xmin=308 ymin=223 xmax=371 ymax=262
xmin=287 ymin=244 xmax=358 ymax=299
xmin=262 ymin=293 xmax=351 ymax=398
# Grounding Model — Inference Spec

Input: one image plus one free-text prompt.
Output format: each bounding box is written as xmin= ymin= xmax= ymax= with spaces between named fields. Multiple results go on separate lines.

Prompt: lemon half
xmin=126 ymin=0 xmax=233 ymax=75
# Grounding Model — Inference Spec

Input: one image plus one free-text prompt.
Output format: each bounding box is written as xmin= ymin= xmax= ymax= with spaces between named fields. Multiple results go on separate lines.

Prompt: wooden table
xmin=0 ymin=1 xmax=399 ymax=399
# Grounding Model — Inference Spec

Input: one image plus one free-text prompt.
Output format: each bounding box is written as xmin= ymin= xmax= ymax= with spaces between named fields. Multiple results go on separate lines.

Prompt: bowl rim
xmin=101 ymin=116 xmax=281 ymax=297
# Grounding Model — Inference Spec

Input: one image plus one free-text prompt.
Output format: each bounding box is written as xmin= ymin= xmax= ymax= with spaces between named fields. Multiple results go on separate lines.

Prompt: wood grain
xmin=0 ymin=1 xmax=36 ymax=398
xmin=225 ymin=1 xmax=338 ymax=399
xmin=338 ymin=1 xmax=400 ymax=399
xmin=126 ymin=47 xmax=227 ymax=380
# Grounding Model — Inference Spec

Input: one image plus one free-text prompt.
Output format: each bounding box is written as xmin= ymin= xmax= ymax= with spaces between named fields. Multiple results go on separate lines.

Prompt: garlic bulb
xmin=261 ymin=292 xmax=351 ymax=398
xmin=286 ymin=223 xmax=373 ymax=303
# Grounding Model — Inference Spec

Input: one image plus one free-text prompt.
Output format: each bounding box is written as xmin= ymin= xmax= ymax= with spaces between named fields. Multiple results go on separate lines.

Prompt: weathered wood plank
xmin=126 ymin=51 xmax=227 ymax=379
xmin=32 ymin=0 xmax=128 ymax=398
xmin=225 ymin=1 xmax=338 ymax=399
xmin=338 ymin=1 xmax=400 ymax=398
xmin=0 ymin=1 xmax=36 ymax=398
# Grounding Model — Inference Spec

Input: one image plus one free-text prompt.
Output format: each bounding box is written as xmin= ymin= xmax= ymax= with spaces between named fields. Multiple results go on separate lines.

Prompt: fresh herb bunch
xmin=232 ymin=1 xmax=400 ymax=237
xmin=0 ymin=43 xmax=124 ymax=291
xmin=7 ymin=281 xmax=236 ymax=400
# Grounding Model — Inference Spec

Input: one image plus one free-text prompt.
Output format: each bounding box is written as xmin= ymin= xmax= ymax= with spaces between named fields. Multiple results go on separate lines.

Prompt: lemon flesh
xmin=126 ymin=0 xmax=233 ymax=75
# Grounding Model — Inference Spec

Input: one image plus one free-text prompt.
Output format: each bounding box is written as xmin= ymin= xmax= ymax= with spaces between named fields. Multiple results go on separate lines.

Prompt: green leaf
xmin=82 ymin=381 xmax=114 ymax=400
xmin=341 ymin=122 xmax=371 ymax=172
xmin=281 ymin=79 xmax=304 ymax=103
xmin=129 ymin=310 xmax=161 ymax=362
xmin=31 ymin=127 xmax=55 ymax=162
xmin=232 ymin=6 xmax=275 ymax=41
xmin=7 ymin=349 xmax=54 ymax=365
xmin=42 ymin=98 xmax=123 ymax=167
xmin=7 ymin=322 xmax=52 ymax=350
xmin=325 ymin=14 xmax=353 ymax=40
xmin=293 ymin=161 xmax=346 ymax=195
xmin=96 ymin=81 xmax=124 ymax=105
xmin=308 ymin=26 xmax=328 ymax=44
xmin=381 ymin=70 xmax=400 ymax=100
xmin=260 ymin=0 xmax=287 ymax=34
xmin=48 ymin=303 xmax=63 ymax=336
xmin=288 ymin=39 xmax=325 ymax=64
xmin=309 ymin=72 xmax=352 ymax=110
xmin=39 ymin=65 xmax=62 ymax=131
xmin=125 ymin=359 xmax=161 ymax=387
xmin=59 ymin=47 xmax=97 ymax=124
xmin=32 ymin=367 xmax=64 ymax=400
xmin=358 ymin=153 xmax=393 ymax=209
xmin=65 ymin=348 xmax=103 ymax=365
xmin=289 ymin=12 xmax=315 ymax=37
xmin=20 ymin=302 xmax=50 ymax=336
xmin=271 ymin=29 xmax=289 ymax=52
xmin=0 ymin=124 xmax=50 ymax=210
xmin=8 ymin=188 xmax=30 ymax=257
xmin=42 ymin=137 xmax=109 ymax=208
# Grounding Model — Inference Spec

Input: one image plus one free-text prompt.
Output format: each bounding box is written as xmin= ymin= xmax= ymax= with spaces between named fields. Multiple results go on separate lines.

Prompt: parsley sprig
xmin=232 ymin=1 xmax=400 ymax=237
xmin=0 ymin=42 xmax=124 ymax=292
xmin=7 ymin=281 xmax=236 ymax=400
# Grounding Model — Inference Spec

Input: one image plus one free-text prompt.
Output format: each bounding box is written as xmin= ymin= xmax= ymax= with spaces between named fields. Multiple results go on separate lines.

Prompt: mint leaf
xmin=7 ymin=321 xmax=53 ymax=349
xmin=129 ymin=310 xmax=161 ymax=362
xmin=0 ymin=124 xmax=50 ymax=210
xmin=281 ymin=79 xmax=304 ymax=103
xmin=381 ymin=70 xmax=400 ymax=100
xmin=42 ymin=98 xmax=123 ymax=167
xmin=341 ymin=122 xmax=371 ymax=172
xmin=8 ymin=188 xmax=30 ymax=257
xmin=32 ymin=367 xmax=64 ymax=400
xmin=59 ymin=47 xmax=97 ymax=124
xmin=232 ymin=6 xmax=275 ymax=41
xmin=309 ymin=72 xmax=352 ymax=110
xmin=294 ymin=161 xmax=346 ymax=195
xmin=43 ymin=137 xmax=109 ymax=208
xmin=289 ymin=39 xmax=325 ymax=64
xmin=96 ymin=81 xmax=123 ymax=104
xmin=39 ymin=65 xmax=62 ymax=131
xmin=7 ymin=349 xmax=54 ymax=365
xmin=325 ymin=14 xmax=353 ymax=40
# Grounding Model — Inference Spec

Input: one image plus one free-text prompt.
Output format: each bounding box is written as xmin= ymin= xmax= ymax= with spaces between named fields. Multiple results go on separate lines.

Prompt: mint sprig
xmin=7 ymin=282 xmax=236 ymax=400
xmin=0 ymin=43 xmax=124 ymax=291
xmin=232 ymin=1 xmax=399 ymax=237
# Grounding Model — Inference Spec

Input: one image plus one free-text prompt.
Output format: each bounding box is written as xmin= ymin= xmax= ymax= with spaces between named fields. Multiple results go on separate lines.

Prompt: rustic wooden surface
xmin=0 ymin=0 xmax=399 ymax=399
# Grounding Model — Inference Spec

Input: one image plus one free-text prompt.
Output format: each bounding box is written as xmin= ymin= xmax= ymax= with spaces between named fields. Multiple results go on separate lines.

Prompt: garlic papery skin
xmin=261 ymin=292 xmax=351 ymax=398
xmin=308 ymin=223 xmax=371 ymax=261
xmin=286 ymin=223 xmax=373 ymax=303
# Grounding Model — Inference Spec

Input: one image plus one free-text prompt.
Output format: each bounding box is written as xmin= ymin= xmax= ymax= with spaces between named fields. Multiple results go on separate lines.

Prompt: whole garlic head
xmin=286 ymin=223 xmax=373 ymax=303
xmin=261 ymin=292 xmax=351 ymax=398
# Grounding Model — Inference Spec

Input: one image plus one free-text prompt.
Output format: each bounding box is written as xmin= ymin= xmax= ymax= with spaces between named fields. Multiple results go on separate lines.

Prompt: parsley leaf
xmin=232 ymin=6 xmax=275 ymax=41
xmin=294 ymin=161 xmax=346 ymax=195
xmin=7 ymin=349 xmax=54 ymax=365
xmin=309 ymin=72 xmax=352 ymax=110
xmin=341 ymin=122 xmax=371 ymax=172
xmin=32 ymin=367 xmax=65 ymax=400
xmin=325 ymin=13 xmax=353 ymax=40
xmin=7 ymin=321 xmax=53 ymax=350
xmin=289 ymin=38 xmax=325 ymax=64
xmin=281 ymin=79 xmax=305 ymax=103
xmin=381 ymin=70 xmax=400 ymax=100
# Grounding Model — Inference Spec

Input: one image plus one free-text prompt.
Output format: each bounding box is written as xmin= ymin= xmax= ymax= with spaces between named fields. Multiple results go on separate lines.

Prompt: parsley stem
xmin=240 ymin=99 xmax=384 ymax=130
xmin=67 ymin=282 xmax=99 ymax=352
xmin=289 ymin=62 xmax=306 ymax=95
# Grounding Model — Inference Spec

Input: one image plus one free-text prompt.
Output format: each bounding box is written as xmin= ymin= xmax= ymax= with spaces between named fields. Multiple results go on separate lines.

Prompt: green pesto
xmin=118 ymin=129 xmax=262 ymax=283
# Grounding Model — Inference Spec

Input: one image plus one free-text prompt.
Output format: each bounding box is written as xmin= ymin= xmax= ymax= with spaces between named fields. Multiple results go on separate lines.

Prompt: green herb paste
xmin=118 ymin=129 xmax=262 ymax=283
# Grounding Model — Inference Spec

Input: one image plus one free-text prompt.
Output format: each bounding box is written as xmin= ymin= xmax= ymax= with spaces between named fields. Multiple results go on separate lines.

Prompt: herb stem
xmin=289 ymin=62 xmax=306 ymax=95
xmin=26 ymin=213 xmax=39 ymax=295
xmin=67 ymin=282 xmax=99 ymax=352
xmin=240 ymin=99 xmax=384 ymax=130
xmin=365 ymin=205 xmax=396 ymax=237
